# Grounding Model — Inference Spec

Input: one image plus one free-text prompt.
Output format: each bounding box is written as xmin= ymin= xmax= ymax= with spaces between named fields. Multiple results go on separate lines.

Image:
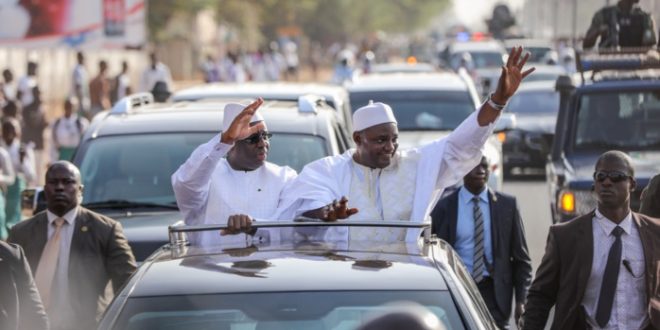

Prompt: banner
xmin=0 ymin=0 xmax=146 ymax=49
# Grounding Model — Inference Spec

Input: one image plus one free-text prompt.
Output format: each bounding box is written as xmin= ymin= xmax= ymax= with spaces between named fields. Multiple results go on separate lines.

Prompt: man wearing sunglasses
xmin=172 ymin=99 xmax=297 ymax=245
xmin=521 ymin=150 xmax=660 ymax=330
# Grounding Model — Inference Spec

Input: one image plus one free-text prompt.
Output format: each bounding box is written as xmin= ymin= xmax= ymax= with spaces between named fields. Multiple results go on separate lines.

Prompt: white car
xmin=442 ymin=40 xmax=508 ymax=97
xmin=172 ymin=82 xmax=353 ymax=131
xmin=348 ymin=72 xmax=508 ymax=191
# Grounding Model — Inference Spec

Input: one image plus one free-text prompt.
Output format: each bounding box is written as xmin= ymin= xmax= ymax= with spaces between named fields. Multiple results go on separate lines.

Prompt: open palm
xmin=221 ymin=98 xmax=265 ymax=144
xmin=493 ymin=46 xmax=535 ymax=103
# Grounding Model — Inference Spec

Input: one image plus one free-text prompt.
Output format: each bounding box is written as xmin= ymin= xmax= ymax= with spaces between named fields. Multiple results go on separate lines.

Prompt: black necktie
xmin=595 ymin=225 xmax=624 ymax=328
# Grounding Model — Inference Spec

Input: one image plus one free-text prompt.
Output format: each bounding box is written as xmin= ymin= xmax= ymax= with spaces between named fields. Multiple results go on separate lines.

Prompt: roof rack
xmin=576 ymin=49 xmax=660 ymax=84
xmin=110 ymin=93 xmax=154 ymax=114
xmin=168 ymin=220 xmax=432 ymax=247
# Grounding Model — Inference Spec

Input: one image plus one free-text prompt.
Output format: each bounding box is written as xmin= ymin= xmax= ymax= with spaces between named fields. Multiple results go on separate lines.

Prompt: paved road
xmin=502 ymin=176 xmax=554 ymax=329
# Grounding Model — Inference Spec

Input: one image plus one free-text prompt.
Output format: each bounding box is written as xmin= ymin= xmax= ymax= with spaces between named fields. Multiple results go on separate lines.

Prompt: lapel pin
xmin=81 ymin=226 xmax=88 ymax=232
xmin=257 ymin=188 xmax=262 ymax=192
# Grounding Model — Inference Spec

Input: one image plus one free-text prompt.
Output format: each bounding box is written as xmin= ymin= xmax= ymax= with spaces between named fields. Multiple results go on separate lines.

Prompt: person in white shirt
xmin=1 ymin=117 xmax=36 ymax=231
xmin=1 ymin=69 xmax=16 ymax=105
xmin=72 ymin=51 xmax=90 ymax=116
xmin=51 ymin=97 xmax=89 ymax=162
xmin=140 ymin=52 xmax=173 ymax=93
xmin=277 ymin=47 xmax=535 ymax=242
xmin=111 ymin=61 xmax=132 ymax=105
xmin=171 ymin=99 xmax=297 ymax=246
xmin=16 ymin=62 xmax=37 ymax=107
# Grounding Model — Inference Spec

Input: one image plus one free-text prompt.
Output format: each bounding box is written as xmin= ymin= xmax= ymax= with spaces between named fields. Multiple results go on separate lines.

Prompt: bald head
xmin=595 ymin=150 xmax=634 ymax=177
xmin=47 ymin=161 xmax=81 ymax=182
xmin=45 ymin=161 xmax=83 ymax=216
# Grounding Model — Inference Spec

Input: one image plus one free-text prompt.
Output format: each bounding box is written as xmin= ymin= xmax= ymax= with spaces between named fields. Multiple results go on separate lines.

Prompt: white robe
xmin=171 ymin=134 xmax=297 ymax=246
xmin=278 ymin=110 xmax=495 ymax=241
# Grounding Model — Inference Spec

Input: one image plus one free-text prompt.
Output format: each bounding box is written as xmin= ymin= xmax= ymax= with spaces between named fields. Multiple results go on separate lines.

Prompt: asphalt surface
xmin=502 ymin=175 xmax=553 ymax=329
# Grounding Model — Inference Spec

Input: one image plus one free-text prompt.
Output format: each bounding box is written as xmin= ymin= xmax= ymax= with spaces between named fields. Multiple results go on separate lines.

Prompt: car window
xmin=505 ymin=91 xmax=559 ymax=114
xmin=572 ymin=91 xmax=660 ymax=151
xmin=76 ymin=132 xmax=327 ymax=204
xmin=451 ymin=51 xmax=504 ymax=69
xmin=113 ymin=291 xmax=465 ymax=330
xmin=350 ymin=91 xmax=474 ymax=131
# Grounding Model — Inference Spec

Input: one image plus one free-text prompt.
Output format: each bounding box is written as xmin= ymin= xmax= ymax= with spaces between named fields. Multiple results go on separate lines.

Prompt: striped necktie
xmin=472 ymin=195 xmax=485 ymax=283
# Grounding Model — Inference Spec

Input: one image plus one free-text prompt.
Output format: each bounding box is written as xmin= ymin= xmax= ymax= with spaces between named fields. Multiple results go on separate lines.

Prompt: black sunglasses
xmin=240 ymin=131 xmax=272 ymax=144
xmin=593 ymin=171 xmax=631 ymax=183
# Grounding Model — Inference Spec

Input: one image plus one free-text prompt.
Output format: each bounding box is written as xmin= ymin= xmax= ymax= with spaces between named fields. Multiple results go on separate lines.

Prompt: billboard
xmin=0 ymin=0 xmax=146 ymax=49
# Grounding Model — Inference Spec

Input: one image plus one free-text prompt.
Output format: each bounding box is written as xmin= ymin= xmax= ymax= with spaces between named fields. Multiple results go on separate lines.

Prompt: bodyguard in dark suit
xmin=521 ymin=151 xmax=660 ymax=330
xmin=8 ymin=161 xmax=137 ymax=330
xmin=0 ymin=241 xmax=49 ymax=330
xmin=431 ymin=156 xmax=532 ymax=329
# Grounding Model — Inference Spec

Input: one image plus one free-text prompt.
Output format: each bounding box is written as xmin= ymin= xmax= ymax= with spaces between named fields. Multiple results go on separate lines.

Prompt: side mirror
xmin=21 ymin=187 xmax=46 ymax=216
xmin=494 ymin=112 xmax=516 ymax=133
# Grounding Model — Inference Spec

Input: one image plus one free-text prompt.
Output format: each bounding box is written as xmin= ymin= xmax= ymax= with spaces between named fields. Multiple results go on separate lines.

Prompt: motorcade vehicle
xmin=439 ymin=39 xmax=508 ymax=97
xmin=502 ymin=39 xmax=557 ymax=64
xmin=547 ymin=51 xmax=660 ymax=223
xmin=23 ymin=94 xmax=353 ymax=261
xmin=369 ymin=62 xmax=437 ymax=74
xmin=97 ymin=221 xmax=499 ymax=330
xmin=172 ymin=82 xmax=353 ymax=131
xmin=348 ymin=71 xmax=511 ymax=191
xmin=502 ymin=80 xmax=559 ymax=176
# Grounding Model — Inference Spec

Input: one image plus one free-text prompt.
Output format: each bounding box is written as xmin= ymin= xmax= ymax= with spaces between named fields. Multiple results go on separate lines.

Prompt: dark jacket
xmin=431 ymin=188 xmax=532 ymax=319
xmin=8 ymin=207 xmax=137 ymax=330
xmin=520 ymin=211 xmax=660 ymax=330
xmin=0 ymin=241 xmax=49 ymax=330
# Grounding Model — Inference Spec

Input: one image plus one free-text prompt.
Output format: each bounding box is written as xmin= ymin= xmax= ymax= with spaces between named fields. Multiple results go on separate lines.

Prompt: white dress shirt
xmin=140 ymin=62 xmax=173 ymax=92
xmin=46 ymin=206 xmax=79 ymax=330
xmin=171 ymin=134 xmax=297 ymax=246
xmin=17 ymin=75 xmax=36 ymax=105
xmin=582 ymin=210 xmax=648 ymax=330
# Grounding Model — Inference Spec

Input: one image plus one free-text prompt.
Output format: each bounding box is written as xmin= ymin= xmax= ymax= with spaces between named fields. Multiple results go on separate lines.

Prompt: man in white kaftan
xmin=172 ymin=99 xmax=297 ymax=246
xmin=279 ymin=47 xmax=535 ymax=242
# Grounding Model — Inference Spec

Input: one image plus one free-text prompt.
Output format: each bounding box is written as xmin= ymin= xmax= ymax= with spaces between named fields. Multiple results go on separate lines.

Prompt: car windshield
xmin=113 ymin=291 xmax=465 ymax=330
xmin=76 ymin=133 xmax=327 ymax=205
xmin=349 ymin=91 xmax=475 ymax=131
xmin=507 ymin=46 xmax=552 ymax=63
xmin=573 ymin=91 xmax=660 ymax=151
xmin=506 ymin=90 xmax=559 ymax=114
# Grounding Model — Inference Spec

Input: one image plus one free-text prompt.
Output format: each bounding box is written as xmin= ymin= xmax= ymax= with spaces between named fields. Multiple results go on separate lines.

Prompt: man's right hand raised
xmin=302 ymin=196 xmax=358 ymax=222
xmin=220 ymin=98 xmax=264 ymax=144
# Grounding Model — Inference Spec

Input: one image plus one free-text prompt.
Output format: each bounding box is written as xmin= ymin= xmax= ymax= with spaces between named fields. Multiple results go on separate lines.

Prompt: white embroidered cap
xmin=222 ymin=102 xmax=265 ymax=132
xmin=352 ymin=101 xmax=397 ymax=132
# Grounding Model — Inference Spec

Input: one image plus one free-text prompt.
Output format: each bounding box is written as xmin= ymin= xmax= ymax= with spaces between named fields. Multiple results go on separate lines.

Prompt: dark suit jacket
xmin=8 ymin=207 xmax=137 ymax=330
xmin=0 ymin=241 xmax=49 ymax=330
xmin=520 ymin=211 xmax=660 ymax=330
xmin=431 ymin=188 xmax=532 ymax=318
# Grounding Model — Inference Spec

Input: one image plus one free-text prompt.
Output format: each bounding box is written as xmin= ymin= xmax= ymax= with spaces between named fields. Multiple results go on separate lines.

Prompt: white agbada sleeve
xmin=171 ymin=134 xmax=231 ymax=225
xmin=412 ymin=108 xmax=497 ymax=223
xmin=276 ymin=151 xmax=353 ymax=220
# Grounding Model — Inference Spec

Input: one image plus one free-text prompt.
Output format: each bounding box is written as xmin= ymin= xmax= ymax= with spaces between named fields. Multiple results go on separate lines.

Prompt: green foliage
xmin=148 ymin=0 xmax=449 ymax=44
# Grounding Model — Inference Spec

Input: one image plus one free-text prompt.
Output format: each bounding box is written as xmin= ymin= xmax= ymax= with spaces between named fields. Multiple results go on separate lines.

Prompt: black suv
xmin=547 ymin=51 xmax=660 ymax=223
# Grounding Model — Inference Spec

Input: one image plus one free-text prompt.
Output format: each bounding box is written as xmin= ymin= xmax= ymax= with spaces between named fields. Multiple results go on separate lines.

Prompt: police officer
xmin=583 ymin=0 xmax=657 ymax=49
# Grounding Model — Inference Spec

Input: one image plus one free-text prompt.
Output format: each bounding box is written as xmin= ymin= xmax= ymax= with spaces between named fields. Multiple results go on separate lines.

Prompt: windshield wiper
xmin=82 ymin=199 xmax=179 ymax=210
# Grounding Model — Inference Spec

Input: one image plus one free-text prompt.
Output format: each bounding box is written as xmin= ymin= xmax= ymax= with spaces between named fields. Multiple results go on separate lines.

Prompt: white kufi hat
xmin=352 ymin=101 xmax=397 ymax=132
xmin=222 ymin=102 xmax=265 ymax=132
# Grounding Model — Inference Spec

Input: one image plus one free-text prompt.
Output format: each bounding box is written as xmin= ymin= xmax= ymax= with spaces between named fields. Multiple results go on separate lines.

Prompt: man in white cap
xmin=171 ymin=98 xmax=297 ymax=245
xmin=278 ymin=47 xmax=534 ymax=241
